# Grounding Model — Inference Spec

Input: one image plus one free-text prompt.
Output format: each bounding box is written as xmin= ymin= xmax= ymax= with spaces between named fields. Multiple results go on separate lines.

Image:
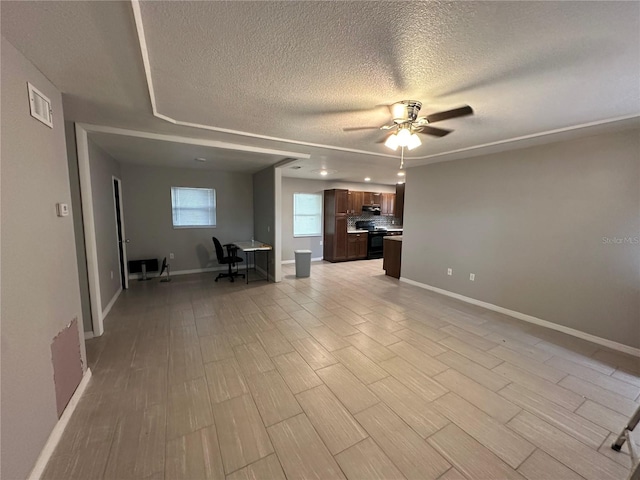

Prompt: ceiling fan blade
xmin=343 ymin=123 xmax=397 ymax=132
xmin=426 ymin=105 xmax=474 ymax=123
xmin=415 ymin=126 xmax=452 ymax=137
xmin=343 ymin=126 xmax=383 ymax=132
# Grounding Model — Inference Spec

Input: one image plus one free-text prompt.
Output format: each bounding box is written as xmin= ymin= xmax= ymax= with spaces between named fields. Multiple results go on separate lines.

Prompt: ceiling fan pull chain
xmin=400 ymin=146 xmax=405 ymax=170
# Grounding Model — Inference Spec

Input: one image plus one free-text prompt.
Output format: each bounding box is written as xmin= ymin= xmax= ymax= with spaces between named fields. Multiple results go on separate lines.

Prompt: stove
xmin=355 ymin=221 xmax=388 ymax=259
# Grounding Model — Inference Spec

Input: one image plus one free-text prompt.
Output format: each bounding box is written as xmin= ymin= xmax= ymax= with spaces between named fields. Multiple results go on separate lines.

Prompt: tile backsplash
xmin=347 ymin=213 xmax=402 ymax=229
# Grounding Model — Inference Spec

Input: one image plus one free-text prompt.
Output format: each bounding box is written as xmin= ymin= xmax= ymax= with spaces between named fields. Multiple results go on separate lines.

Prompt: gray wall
xmin=121 ymin=164 xmax=253 ymax=272
xmin=402 ymin=127 xmax=640 ymax=349
xmin=281 ymin=178 xmax=395 ymax=261
xmin=253 ymin=166 xmax=276 ymax=273
xmin=65 ymin=121 xmax=93 ymax=332
xmin=1 ymin=37 xmax=86 ymax=479
xmin=88 ymin=139 xmax=122 ymax=311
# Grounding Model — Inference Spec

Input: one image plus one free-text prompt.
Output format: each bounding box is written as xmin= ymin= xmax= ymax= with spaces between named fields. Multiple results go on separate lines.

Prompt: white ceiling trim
xmin=130 ymin=0 xmax=639 ymax=164
xmin=130 ymin=0 xmax=400 ymax=160
xmin=409 ymin=113 xmax=640 ymax=166
xmin=79 ymin=123 xmax=311 ymax=159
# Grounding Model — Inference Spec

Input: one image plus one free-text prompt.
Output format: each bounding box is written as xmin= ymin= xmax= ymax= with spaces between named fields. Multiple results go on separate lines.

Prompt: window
xmin=171 ymin=187 xmax=216 ymax=228
xmin=294 ymin=193 xmax=322 ymax=237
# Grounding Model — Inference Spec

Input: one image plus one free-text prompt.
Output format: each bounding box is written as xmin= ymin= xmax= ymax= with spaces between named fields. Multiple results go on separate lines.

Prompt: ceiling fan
xmin=343 ymin=100 xmax=473 ymax=151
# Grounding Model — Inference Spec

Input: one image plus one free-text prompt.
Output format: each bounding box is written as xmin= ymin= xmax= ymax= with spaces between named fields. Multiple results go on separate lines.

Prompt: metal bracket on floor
xmin=611 ymin=405 xmax=640 ymax=480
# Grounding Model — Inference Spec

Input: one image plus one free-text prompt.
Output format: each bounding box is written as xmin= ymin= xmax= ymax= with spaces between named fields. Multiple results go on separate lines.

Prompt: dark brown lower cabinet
xmin=383 ymin=237 xmax=402 ymax=278
xmin=347 ymin=233 xmax=368 ymax=260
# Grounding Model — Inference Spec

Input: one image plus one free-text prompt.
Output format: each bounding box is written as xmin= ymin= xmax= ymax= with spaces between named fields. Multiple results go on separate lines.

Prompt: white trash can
xmin=294 ymin=250 xmax=312 ymax=278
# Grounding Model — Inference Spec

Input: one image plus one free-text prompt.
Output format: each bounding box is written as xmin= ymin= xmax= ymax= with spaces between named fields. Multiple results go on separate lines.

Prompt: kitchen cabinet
xmin=335 ymin=189 xmax=348 ymax=214
xmin=381 ymin=193 xmax=396 ymax=216
xmin=335 ymin=216 xmax=348 ymax=260
xmin=347 ymin=190 xmax=364 ymax=215
xmin=394 ymin=183 xmax=405 ymax=222
xmin=323 ymin=189 xmax=349 ymax=262
xmin=383 ymin=236 xmax=402 ymax=278
xmin=362 ymin=191 xmax=381 ymax=206
xmin=347 ymin=232 xmax=368 ymax=260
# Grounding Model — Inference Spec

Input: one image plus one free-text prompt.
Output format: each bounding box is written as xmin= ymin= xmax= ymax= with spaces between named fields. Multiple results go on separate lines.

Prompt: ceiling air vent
xmin=27 ymin=82 xmax=53 ymax=128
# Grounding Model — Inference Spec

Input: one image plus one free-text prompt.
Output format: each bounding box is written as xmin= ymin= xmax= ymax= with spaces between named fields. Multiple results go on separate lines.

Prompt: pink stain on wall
xmin=50 ymin=318 xmax=83 ymax=417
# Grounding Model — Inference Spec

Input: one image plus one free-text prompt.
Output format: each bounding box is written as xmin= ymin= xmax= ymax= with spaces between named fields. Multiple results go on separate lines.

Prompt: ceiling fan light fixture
xmin=364 ymin=177 xmax=371 ymax=182
xmin=406 ymin=132 xmax=422 ymax=150
xmin=396 ymin=128 xmax=412 ymax=144
xmin=384 ymin=134 xmax=399 ymax=151
xmin=386 ymin=127 xmax=421 ymax=151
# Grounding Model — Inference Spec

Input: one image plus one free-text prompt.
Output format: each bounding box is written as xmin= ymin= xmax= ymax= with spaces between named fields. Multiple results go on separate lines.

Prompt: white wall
xmin=120 ymin=163 xmax=253 ymax=273
xmin=281 ymin=177 xmax=395 ymax=261
xmin=88 ymin=139 xmax=122 ymax=311
xmin=1 ymin=37 xmax=86 ymax=479
xmin=253 ymin=166 xmax=277 ymax=275
xmin=402 ymin=127 xmax=640 ymax=349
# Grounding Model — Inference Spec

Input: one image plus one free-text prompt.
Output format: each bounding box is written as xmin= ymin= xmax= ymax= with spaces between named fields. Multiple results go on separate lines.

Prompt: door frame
xmin=75 ymin=123 xmax=309 ymax=335
xmin=76 ymin=125 xmax=104 ymax=336
xmin=112 ymin=176 xmax=129 ymax=290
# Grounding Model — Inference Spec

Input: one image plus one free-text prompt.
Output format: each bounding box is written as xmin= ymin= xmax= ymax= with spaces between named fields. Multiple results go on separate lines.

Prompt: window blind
xmin=293 ymin=193 xmax=322 ymax=237
xmin=171 ymin=187 xmax=216 ymax=228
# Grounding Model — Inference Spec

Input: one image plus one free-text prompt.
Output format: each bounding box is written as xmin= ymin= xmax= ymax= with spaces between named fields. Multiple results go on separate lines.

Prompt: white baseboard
xmin=101 ymin=287 xmax=122 ymax=321
xmin=281 ymin=257 xmax=323 ymax=264
xmin=400 ymin=277 xmax=640 ymax=358
xmin=83 ymin=331 xmax=94 ymax=340
xmin=28 ymin=368 xmax=93 ymax=480
xmin=128 ymin=264 xmax=255 ymax=280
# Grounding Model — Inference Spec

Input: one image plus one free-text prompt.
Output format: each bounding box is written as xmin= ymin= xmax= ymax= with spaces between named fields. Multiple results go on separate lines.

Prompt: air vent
xmin=27 ymin=82 xmax=53 ymax=128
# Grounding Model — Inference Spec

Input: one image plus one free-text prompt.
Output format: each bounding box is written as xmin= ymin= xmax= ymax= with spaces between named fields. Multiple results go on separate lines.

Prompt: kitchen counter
xmin=347 ymin=228 xmax=403 ymax=234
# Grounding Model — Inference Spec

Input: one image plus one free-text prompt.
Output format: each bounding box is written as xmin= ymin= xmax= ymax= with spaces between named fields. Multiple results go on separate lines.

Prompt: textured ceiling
xmin=2 ymin=1 xmax=639 ymax=184
xmin=88 ymin=132 xmax=288 ymax=173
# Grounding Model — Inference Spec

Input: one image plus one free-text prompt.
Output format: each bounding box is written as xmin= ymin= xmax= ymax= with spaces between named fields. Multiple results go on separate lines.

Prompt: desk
xmin=233 ymin=241 xmax=273 ymax=284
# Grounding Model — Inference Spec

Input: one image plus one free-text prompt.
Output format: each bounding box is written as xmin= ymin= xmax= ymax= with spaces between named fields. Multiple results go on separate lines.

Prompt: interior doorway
xmin=112 ymin=177 xmax=129 ymax=290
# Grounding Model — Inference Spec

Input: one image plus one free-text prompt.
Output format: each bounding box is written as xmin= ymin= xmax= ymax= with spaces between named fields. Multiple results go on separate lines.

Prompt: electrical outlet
xmin=469 ymin=273 xmax=475 ymax=281
xmin=169 ymin=253 xmax=174 ymax=259
xmin=110 ymin=270 xmax=114 ymax=280
xmin=56 ymin=203 xmax=69 ymax=217
xmin=319 ymin=240 xmax=323 ymax=246
xmin=447 ymin=268 xmax=452 ymax=276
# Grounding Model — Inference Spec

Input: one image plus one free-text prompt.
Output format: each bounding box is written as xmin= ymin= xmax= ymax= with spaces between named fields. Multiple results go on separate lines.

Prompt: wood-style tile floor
xmin=43 ymin=260 xmax=640 ymax=480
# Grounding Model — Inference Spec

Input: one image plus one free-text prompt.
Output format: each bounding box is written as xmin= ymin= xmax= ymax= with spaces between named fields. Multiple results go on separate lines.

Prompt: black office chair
xmin=212 ymin=237 xmax=245 ymax=282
